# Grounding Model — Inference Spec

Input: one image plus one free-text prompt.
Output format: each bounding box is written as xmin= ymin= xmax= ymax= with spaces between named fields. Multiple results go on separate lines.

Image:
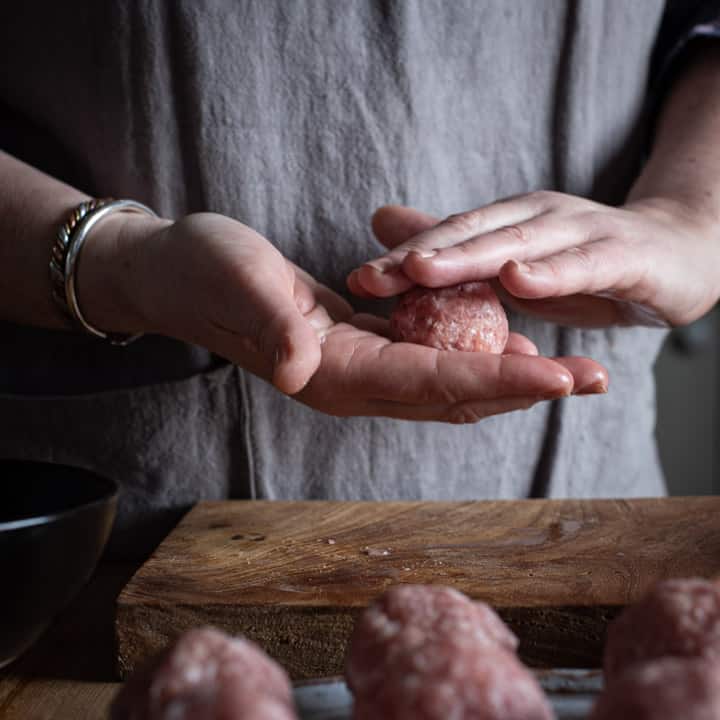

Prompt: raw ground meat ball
xmin=346 ymin=585 xmax=518 ymax=698
xmin=111 ymin=627 xmax=297 ymax=720
xmin=346 ymin=585 xmax=553 ymax=720
xmin=604 ymin=577 xmax=720 ymax=684
xmin=590 ymin=657 xmax=720 ymax=720
xmin=354 ymin=644 xmax=554 ymax=720
xmin=390 ymin=282 xmax=509 ymax=353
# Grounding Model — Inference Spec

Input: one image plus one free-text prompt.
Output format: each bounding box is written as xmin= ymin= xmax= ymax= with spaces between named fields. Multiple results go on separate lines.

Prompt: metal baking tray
xmin=294 ymin=669 xmax=603 ymax=719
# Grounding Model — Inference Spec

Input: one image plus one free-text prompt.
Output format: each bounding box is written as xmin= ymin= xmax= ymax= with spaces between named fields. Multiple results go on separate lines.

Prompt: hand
xmin=81 ymin=212 xmax=350 ymax=395
xmin=294 ymin=313 xmax=607 ymax=422
xmin=349 ymin=192 xmax=720 ymax=328
xmin=82 ymin=212 xmax=607 ymax=423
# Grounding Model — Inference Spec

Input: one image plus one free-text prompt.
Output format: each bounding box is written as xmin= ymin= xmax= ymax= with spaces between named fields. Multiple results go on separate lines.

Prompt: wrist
xmin=623 ymin=194 xmax=720 ymax=243
xmin=626 ymin=159 xmax=720 ymax=236
xmin=76 ymin=211 xmax=173 ymax=336
xmin=623 ymin=194 xmax=720 ymax=323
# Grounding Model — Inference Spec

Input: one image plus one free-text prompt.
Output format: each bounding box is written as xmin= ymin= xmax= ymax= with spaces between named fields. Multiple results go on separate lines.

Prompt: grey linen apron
xmin=0 ymin=1 xmax=667 ymax=558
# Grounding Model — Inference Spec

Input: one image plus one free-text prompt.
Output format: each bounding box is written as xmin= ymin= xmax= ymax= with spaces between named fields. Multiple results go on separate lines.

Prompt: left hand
xmin=348 ymin=192 xmax=720 ymax=328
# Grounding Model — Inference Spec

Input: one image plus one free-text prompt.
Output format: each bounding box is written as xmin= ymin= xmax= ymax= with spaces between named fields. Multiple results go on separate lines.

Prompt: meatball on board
xmin=112 ymin=606 xmax=602 ymax=719
xmin=604 ymin=578 xmax=720 ymax=684
xmin=112 ymin=593 xmax=604 ymax=720
xmin=114 ymin=576 xmax=720 ymax=719
xmin=115 ymin=499 xmax=720 ymax=719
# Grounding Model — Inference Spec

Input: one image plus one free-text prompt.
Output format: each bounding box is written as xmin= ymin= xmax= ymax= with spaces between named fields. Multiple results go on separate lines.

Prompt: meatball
xmin=111 ymin=627 xmax=297 ymax=720
xmin=353 ymin=644 xmax=554 ymax=720
xmin=346 ymin=585 xmax=517 ymax=697
xmin=590 ymin=657 xmax=720 ymax=720
xmin=390 ymin=282 xmax=509 ymax=353
xmin=346 ymin=585 xmax=553 ymax=720
xmin=604 ymin=577 xmax=720 ymax=684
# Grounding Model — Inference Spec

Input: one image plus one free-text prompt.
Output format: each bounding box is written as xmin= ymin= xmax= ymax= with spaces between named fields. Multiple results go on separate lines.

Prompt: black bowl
xmin=0 ymin=459 xmax=117 ymax=668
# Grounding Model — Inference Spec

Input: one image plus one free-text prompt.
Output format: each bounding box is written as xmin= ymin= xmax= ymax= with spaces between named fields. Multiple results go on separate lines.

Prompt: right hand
xmin=80 ymin=212 xmax=608 ymax=423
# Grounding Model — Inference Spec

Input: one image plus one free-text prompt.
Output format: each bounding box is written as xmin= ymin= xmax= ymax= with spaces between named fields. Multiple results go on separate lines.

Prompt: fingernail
xmin=308 ymin=314 xmax=331 ymax=335
xmin=574 ymin=380 xmax=609 ymax=396
xmin=512 ymin=260 xmax=532 ymax=274
xmin=541 ymin=376 xmax=573 ymax=400
xmin=363 ymin=262 xmax=387 ymax=274
xmin=409 ymin=249 xmax=437 ymax=259
xmin=540 ymin=389 xmax=569 ymax=401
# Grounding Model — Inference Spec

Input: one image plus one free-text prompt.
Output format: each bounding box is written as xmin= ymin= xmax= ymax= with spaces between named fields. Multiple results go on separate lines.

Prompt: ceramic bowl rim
xmin=0 ymin=459 xmax=118 ymax=533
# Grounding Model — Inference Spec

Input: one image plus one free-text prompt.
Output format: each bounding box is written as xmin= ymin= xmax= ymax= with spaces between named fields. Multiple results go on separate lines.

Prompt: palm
xmin=297 ymin=312 xmax=606 ymax=421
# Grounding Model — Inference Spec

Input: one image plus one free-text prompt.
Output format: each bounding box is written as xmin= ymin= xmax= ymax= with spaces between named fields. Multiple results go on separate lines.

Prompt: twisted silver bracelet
xmin=50 ymin=198 xmax=158 ymax=346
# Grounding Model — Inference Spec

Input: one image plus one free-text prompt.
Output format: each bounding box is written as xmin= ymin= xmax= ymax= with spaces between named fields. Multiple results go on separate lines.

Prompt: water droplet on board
xmin=363 ymin=546 xmax=392 ymax=557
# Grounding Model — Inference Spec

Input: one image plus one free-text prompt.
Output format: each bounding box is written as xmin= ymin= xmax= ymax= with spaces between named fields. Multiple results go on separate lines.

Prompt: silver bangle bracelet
xmin=50 ymin=198 xmax=158 ymax=346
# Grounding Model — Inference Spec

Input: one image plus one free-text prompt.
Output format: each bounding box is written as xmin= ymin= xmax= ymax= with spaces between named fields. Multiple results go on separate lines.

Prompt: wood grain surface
xmin=117 ymin=498 xmax=720 ymax=680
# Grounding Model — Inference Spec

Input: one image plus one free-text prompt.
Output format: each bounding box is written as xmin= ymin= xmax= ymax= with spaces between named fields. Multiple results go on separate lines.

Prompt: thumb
xmin=266 ymin=304 xmax=322 ymax=396
xmin=244 ymin=262 xmax=323 ymax=396
xmin=371 ymin=205 xmax=438 ymax=249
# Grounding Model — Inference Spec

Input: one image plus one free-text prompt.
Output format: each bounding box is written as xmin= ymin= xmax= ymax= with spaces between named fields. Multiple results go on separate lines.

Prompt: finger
xmin=370 ymin=195 xmax=545 ymax=271
xmin=355 ymin=263 xmax=416 ymax=297
xmin=341 ymin=341 xmax=575 ymax=405
xmin=346 ymin=268 xmax=376 ymax=298
xmin=498 ymin=238 xmax=639 ymax=300
xmin=347 ymin=205 xmax=439 ymax=298
xmin=359 ymin=395 xmax=544 ymax=423
xmin=551 ymin=356 xmax=609 ymax=395
xmin=498 ymin=292 xmax=626 ymax=328
xmin=503 ymin=332 xmax=539 ymax=355
xmin=357 ymin=194 xmax=547 ymax=297
xmin=291 ymin=263 xmax=355 ymax=322
xmin=371 ymin=205 xmax=439 ymax=249
xmin=349 ymin=313 xmax=393 ymax=338
xmin=400 ymin=210 xmax=590 ymax=289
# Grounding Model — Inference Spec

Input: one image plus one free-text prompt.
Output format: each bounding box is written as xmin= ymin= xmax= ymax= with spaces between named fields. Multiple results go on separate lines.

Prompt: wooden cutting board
xmin=116 ymin=498 xmax=720 ymax=680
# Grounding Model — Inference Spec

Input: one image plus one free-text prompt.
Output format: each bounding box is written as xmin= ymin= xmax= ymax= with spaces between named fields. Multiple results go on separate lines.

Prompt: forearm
xmin=0 ymin=151 xmax=167 ymax=333
xmin=628 ymin=41 xmax=720 ymax=225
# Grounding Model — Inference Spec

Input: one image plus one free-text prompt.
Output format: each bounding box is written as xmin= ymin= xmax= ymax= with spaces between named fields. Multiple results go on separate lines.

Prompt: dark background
xmin=655 ymin=306 xmax=719 ymax=495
